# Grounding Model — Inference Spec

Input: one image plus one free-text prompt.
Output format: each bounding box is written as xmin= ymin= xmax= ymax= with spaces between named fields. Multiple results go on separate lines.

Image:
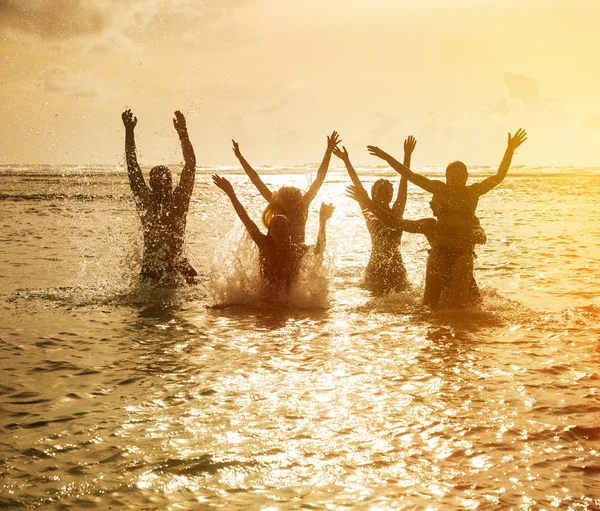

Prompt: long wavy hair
xmin=262 ymin=186 xmax=304 ymax=228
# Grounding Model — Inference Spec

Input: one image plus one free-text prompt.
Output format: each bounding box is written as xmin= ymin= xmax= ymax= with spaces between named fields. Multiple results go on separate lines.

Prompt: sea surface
xmin=1 ymin=164 xmax=600 ymax=510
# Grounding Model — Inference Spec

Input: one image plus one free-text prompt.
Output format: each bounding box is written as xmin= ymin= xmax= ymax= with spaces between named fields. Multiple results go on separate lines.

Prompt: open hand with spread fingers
xmin=212 ymin=174 xmax=234 ymax=195
xmin=507 ymin=129 xmax=527 ymax=152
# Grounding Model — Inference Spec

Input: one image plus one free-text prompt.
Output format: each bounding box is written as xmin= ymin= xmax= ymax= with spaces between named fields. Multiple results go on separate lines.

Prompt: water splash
xmin=207 ymin=222 xmax=333 ymax=309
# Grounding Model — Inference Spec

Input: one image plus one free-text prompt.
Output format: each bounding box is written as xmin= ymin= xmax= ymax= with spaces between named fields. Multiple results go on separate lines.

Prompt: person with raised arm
xmin=212 ymin=175 xmax=334 ymax=297
xmin=364 ymin=130 xmax=526 ymax=307
xmin=335 ymin=136 xmax=416 ymax=295
xmin=231 ymin=131 xmax=340 ymax=244
xmin=367 ymin=129 xmax=527 ymax=231
xmin=122 ymin=109 xmax=198 ymax=285
xmin=347 ymin=183 xmax=487 ymax=309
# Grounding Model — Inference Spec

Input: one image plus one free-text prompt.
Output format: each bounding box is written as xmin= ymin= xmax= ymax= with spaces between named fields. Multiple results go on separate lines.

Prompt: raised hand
xmin=507 ymin=128 xmax=527 ymax=152
xmin=122 ymin=109 xmax=137 ymax=130
xmin=346 ymin=184 xmax=370 ymax=205
xmin=232 ymin=139 xmax=242 ymax=159
xmin=404 ymin=135 xmax=417 ymax=155
xmin=173 ymin=110 xmax=187 ymax=136
xmin=212 ymin=174 xmax=234 ymax=195
xmin=367 ymin=145 xmax=389 ymax=160
xmin=319 ymin=202 xmax=335 ymax=221
xmin=332 ymin=145 xmax=349 ymax=162
xmin=327 ymin=131 xmax=341 ymax=152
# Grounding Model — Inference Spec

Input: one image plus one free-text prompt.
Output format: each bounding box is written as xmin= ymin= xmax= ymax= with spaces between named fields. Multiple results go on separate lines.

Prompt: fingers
xmin=122 ymin=109 xmax=137 ymax=127
xmin=509 ymin=128 xmax=528 ymax=148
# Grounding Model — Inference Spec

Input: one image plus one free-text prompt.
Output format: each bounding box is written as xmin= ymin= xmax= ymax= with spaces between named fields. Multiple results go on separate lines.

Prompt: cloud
xmin=371 ymin=112 xmax=402 ymax=139
xmin=257 ymin=97 xmax=289 ymax=115
xmin=584 ymin=113 xmax=600 ymax=131
xmin=487 ymin=73 xmax=567 ymax=128
xmin=0 ymin=0 xmax=258 ymax=46
xmin=503 ymin=72 xmax=543 ymax=109
xmin=0 ymin=0 xmax=110 ymax=39
xmin=36 ymin=66 xmax=105 ymax=97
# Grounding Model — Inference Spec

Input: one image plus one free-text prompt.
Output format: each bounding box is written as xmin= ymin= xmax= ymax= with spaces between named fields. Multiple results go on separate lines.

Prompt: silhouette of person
xmin=231 ymin=132 xmax=340 ymax=244
xmin=347 ymin=184 xmax=486 ymax=308
xmin=122 ymin=109 xmax=197 ymax=285
xmin=334 ymin=136 xmax=416 ymax=295
xmin=212 ymin=174 xmax=334 ymax=297
xmin=365 ymin=129 xmax=527 ymax=307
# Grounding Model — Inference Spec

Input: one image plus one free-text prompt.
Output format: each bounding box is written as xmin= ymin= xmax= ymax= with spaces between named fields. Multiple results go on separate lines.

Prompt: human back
xmin=122 ymin=109 xmax=197 ymax=284
xmin=262 ymin=186 xmax=308 ymax=244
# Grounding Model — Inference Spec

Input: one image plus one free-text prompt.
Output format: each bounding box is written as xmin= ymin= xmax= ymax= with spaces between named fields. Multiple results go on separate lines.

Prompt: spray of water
xmin=207 ymin=222 xmax=333 ymax=309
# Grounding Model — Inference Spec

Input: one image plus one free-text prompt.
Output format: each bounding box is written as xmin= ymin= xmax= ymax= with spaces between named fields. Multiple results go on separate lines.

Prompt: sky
xmin=1 ymin=0 xmax=600 ymax=167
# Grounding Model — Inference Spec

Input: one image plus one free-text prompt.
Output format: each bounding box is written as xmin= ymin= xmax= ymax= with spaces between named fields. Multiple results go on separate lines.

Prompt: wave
xmin=0 ymin=193 xmax=129 ymax=202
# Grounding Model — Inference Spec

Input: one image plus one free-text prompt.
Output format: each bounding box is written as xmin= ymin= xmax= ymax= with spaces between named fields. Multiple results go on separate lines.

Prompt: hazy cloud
xmin=0 ymin=0 xmax=110 ymax=39
xmin=1 ymin=0 xmax=258 ymax=44
xmin=370 ymin=112 xmax=402 ymax=140
xmin=584 ymin=113 xmax=600 ymax=130
xmin=37 ymin=66 xmax=105 ymax=97
xmin=503 ymin=72 xmax=543 ymax=110
xmin=257 ymin=97 xmax=289 ymax=115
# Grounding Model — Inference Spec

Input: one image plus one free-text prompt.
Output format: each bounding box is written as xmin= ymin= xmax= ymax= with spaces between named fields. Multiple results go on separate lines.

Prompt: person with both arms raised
xmin=122 ymin=109 xmax=198 ymax=285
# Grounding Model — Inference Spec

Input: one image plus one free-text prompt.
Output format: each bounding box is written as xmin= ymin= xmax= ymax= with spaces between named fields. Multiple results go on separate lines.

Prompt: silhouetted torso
xmin=134 ymin=186 xmax=195 ymax=282
xmin=281 ymin=208 xmax=309 ymax=245
xmin=362 ymin=207 xmax=408 ymax=294
xmin=257 ymin=240 xmax=308 ymax=293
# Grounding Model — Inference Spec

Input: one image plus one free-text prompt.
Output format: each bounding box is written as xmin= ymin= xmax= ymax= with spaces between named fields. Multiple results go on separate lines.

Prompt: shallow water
xmin=1 ymin=165 xmax=600 ymax=509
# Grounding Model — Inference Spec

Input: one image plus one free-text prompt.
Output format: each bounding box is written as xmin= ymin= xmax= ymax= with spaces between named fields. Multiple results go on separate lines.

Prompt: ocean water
xmin=1 ymin=164 xmax=600 ymax=510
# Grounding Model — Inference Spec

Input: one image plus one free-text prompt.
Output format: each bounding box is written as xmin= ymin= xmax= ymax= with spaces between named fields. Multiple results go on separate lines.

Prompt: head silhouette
xmin=267 ymin=214 xmax=291 ymax=247
xmin=149 ymin=166 xmax=173 ymax=198
xmin=429 ymin=194 xmax=442 ymax=217
xmin=262 ymin=186 xmax=303 ymax=228
xmin=445 ymin=161 xmax=468 ymax=189
xmin=371 ymin=179 xmax=394 ymax=207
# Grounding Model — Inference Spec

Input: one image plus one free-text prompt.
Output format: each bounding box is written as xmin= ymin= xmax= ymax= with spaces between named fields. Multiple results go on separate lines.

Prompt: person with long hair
xmin=334 ymin=136 xmax=416 ymax=295
xmin=231 ymin=132 xmax=340 ymax=244
xmin=212 ymin=175 xmax=334 ymax=297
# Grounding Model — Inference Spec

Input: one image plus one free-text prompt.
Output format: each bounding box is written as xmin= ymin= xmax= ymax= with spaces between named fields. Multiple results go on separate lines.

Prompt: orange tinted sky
xmin=1 ymin=0 xmax=599 ymax=166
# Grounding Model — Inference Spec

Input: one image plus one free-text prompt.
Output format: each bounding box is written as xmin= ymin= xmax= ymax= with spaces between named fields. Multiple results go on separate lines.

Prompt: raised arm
xmin=173 ymin=111 xmax=196 ymax=203
xmin=470 ymin=129 xmax=527 ymax=197
xmin=122 ymin=110 xmax=150 ymax=204
xmin=232 ymin=140 xmax=273 ymax=202
xmin=212 ymin=175 xmax=266 ymax=248
xmin=333 ymin=145 xmax=365 ymax=190
xmin=314 ymin=202 xmax=335 ymax=255
xmin=367 ymin=145 xmax=444 ymax=195
xmin=346 ymin=185 xmax=403 ymax=230
xmin=303 ymin=131 xmax=341 ymax=205
xmin=392 ymin=136 xmax=417 ymax=217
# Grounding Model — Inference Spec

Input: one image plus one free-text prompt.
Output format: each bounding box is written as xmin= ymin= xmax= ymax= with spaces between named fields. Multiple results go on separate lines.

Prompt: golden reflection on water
xmin=2 ymin=171 xmax=600 ymax=509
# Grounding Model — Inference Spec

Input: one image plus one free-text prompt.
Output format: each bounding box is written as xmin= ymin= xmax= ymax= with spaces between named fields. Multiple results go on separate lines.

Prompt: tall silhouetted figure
xmin=212 ymin=174 xmax=334 ymax=298
xmin=122 ymin=109 xmax=197 ymax=285
xmin=334 ymin=136 xmax=416 ymax=295
xmin=231 ymin=132 xmax=340 ymax=244
xmin=366 ymin=129 xmax=527 ymax=308
xmin=347 ymin=184 xmax=486 ymax=307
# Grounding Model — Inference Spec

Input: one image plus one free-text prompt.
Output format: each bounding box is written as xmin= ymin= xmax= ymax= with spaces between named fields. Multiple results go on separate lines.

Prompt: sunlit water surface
xmin=1 ymin=165 xmax=600 ymax=510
